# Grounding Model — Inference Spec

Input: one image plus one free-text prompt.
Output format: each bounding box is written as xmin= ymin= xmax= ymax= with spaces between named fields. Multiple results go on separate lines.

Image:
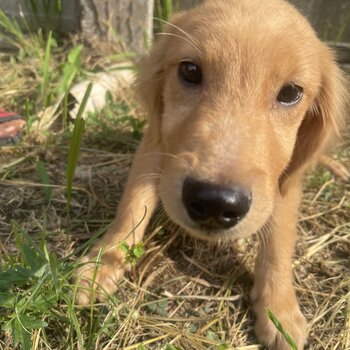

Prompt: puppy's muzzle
xmin=182 ymin=177 xmax=252 ymax=231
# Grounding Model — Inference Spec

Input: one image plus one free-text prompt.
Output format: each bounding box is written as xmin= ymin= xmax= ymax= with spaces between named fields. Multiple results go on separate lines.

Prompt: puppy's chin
xmin=181 ymin=225 xmax=254 ymax=243
xmin=163 ymin=204 xmax=273 ymax=243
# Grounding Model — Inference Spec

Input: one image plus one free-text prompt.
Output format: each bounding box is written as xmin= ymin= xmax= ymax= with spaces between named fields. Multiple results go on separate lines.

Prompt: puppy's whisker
xmin=137 ymin=173 xmax=162 ymax=181
xmin=142 ymin=151 xmax=191 ymax=169
xmin=142 ymin=151 xmax=183 ymax=160
xmin=153 ymin=17 xmax=201 ymax=51
xmin=257 ymin=223 xmax=269 ymax=252
xmin=155 ymin=32 xmax=201 ymax=54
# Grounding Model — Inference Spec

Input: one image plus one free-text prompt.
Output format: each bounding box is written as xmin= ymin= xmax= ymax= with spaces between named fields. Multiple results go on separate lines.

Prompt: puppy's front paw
xmin=252 ymin=288 xmax=307 ymax=350
xmin=75 ymin=249 xmax=126 ymax=305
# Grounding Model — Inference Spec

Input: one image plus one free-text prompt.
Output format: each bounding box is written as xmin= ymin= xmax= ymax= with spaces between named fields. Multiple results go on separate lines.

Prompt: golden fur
xmin=76 ymin=0 xmax=347 ymax=348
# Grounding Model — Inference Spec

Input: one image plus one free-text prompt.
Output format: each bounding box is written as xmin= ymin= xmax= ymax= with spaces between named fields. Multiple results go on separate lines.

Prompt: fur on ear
xmin=135 ymin=37 xmax=167 ymax=146
xmin=280 ymin=46 xmax=348 ymax=189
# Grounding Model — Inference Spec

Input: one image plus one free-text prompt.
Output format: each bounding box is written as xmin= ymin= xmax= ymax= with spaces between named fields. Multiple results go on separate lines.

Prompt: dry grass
xmin=0 ymin=44 xmax=349 ymax=350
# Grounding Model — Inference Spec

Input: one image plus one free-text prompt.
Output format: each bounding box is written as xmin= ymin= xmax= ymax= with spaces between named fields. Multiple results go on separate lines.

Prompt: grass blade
xmin=0 ymin=11 xmax=25 ymax=47
xmin=49 ymin=252 xmax=59 ymax=296
xmin=41 ymin=31 xmax=53 ymax=107
xmin=154 ymin=0 xmax=174 ymax=33
xmin=37 ymin=160 xmax=52 ymax=204
xmin=64 ymin=295 xmax=84 ymax=349
xmin=161 ymin=0 xmax=173 ymax=22
xmin=267 ymin=308 xmax=298 ymax=350
xmin=66 ymin=82 xmax=92 ymax=213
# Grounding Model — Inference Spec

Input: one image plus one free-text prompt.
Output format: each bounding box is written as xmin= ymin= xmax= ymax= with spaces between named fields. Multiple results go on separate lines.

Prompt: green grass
xmin=0 ymin=10 xmax=84 ymax=133
xmin=154 ymin=0 xmax=178 ymax=33
xmin=0 ymin=222 xmax=73 ymax=350
xmin=0 ymin=10 xmax=140 ymax=350
xmin=155 ymin=0 xmax=174 ymax=23
xmin=66 ymin=82 xmax=92 ymax=214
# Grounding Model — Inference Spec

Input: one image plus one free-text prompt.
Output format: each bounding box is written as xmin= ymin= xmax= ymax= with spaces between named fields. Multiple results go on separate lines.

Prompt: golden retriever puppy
xmin=76 ymin=0 xmax=347 ymax=348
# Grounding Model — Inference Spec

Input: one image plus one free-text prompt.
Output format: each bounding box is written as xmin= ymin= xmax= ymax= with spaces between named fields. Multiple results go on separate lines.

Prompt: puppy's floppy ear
xmin=281 ymin=47 xmax=348 ymax=188
xmin=135 ymin=37 xmax=167 ymax=145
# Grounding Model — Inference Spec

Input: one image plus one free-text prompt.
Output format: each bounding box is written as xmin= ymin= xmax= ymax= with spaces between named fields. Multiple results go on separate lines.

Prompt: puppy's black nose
xmin=182 ymin=177 xmax=252 ymax=229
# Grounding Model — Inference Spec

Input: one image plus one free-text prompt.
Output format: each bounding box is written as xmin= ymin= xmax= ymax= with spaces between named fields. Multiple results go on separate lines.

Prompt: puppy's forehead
xmin=166 ymin=0 xmax=320 ymax=72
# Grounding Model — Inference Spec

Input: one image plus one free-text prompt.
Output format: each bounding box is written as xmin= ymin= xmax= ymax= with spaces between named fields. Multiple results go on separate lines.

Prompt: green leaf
xmin=133 ymin=243 xmax=145 ymax=259
xmin=0 ymin=266 xmax=34 ymax=290
xmin=267 ymin=308 xmax=298 ymax=350
xmin=0 ymin=292 xmax=15 ymax=308
xmin=147 ymin=298 xmax=168 ymax=317
xmin=118 ymin=241 xmax=130 ymax=254
xmin=60 ymin=44 xmax=83 ymax=93
xmin=22 ymin=243 xmax=44 ymax=270
xmin=28 ymin=292 xmax=57 ymax=313
xmin=20 ymin=314 xmax=48 ymax=330
xmin=119 ymin=241 xmax=144 ymax=266
xmin=13 ymin=221 xmax=45 ymax=263
xmin=12 ymin=317 xmax=31 ymax=350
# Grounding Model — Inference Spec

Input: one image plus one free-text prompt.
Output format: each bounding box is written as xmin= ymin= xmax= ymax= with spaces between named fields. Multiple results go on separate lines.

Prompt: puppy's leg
xmin=252 ymin=177 xmax=307 ymax=350
xmin=76 ymin=133 xmax=161 ymax=305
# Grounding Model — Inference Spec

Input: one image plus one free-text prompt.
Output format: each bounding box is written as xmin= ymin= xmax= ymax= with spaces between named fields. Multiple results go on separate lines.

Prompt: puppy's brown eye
xmin=178 ymin=62 xmax=202 ymax=85
xmin=277 ymin=84 xmax=303 ymax=105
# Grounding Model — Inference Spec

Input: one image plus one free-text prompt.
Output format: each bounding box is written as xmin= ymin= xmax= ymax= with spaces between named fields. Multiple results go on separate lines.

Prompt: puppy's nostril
xmin=189 ymin=202 xmax=206 ymax=216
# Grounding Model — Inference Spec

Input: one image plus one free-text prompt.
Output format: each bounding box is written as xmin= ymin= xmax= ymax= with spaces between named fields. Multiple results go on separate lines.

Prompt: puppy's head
xmin=137 ymin=0 xmax=347 ymax=241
